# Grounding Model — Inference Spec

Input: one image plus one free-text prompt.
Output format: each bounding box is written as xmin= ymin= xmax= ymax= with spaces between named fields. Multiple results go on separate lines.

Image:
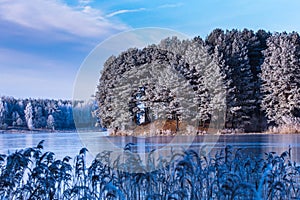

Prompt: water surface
xmin=0 ymin=132 xmax=299 ymax=164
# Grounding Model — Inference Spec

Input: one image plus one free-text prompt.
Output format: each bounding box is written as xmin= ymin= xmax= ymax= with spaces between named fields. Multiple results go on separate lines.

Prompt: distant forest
xmin=97 ymin=28 xmax=300 ymax=133
xmin=0 ymin=97 xmax=98 ymax=131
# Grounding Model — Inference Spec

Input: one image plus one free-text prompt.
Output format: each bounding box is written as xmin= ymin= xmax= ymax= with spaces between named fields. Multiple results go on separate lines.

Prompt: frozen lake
xmin=0 ymin=132 xmax=299 ymax=164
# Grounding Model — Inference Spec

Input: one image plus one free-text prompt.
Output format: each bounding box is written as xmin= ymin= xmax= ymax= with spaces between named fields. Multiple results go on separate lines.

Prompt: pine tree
xmin=25 ymin=102 xmax=34 ymax=130
xmin=183 ymin=37 xmax=227 ymax=130
xmin=205 ymin=29 xmax=258 ymax=131
xmin=0 ymin=99 xmax=5 ymax=128
xmin=34 ymin=106 xmax=46 ymax=128
xmin=158 ymin=36 xmax=190 ymax=56
xmin=229 ymin=34 xmax=255 ymax=129
xmin=202 ymin=44 xmax=227 ymax=130
xmin=96 ymin=45 xmax=198 ymax=132
xmin=47 ymin=114 xmax=55 ymax=130
xmin=12 ymin=111 xmax=20 ymax=127
xmin=261 ymin=32 xmax=300 ymax=126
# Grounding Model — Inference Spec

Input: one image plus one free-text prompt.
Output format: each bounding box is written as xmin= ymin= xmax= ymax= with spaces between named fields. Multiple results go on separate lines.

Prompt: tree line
xmin=0 ymin=97 xmax=98 ymax=131
xmin=96 ymin=28 xmax=300 ymax=133
xmin=2 ymin=28 xmax=299 ymax=133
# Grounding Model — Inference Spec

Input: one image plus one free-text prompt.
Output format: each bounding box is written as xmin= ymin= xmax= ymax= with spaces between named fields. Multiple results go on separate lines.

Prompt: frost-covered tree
xmin=25 ymin=102 xmax=34 ymax=130
xmin=11 ymin=111 xmax=19 ymax=127
xmin=0 ymin=99 xmax=9 ymax=129
xmin=261 ymin=32 xmax=300 ymax=126
xmin=205 ymin=29 xmax=258 ymax=131
xmin=0 ymin=97 xmax=79 ymax=130
xmin=97 ymin=30 xmax=269 ymax=133
xmin=65 ymin=102 xmax=74 ymax=128
xmin=16 ymin=117 xmax=23 ymax=127
xmin=240 ymin=29 xmax=271 ymax=130
xmin=183 ymin=37 xmax=226 ymax=129
xmin=0 ymin=99 xmax=5 ymax=128
xmin=34 ymin=106 xmax=46 ymax=128
xmin=73 ymin=100 xmax=98 ymax=129
xmin=47 ymin=114 xmax=55 ymax=130
xmin=158 ymin=36 xmax=191 ymax=56
xmin=96 ymin=46 xmax=197 ymax=132
xmin=229 ymin=35 xmax=256 ymax=129
xmin=202 ymin=45 xmax=227 ymax=129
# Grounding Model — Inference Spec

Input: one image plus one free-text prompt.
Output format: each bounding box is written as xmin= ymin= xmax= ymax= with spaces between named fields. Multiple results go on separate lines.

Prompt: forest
xmin=0 ymin=97 xmax=97 ymax=131
xmin=97 ymin=28 xmax=300 ymax=133
xmin=1 ymin=28 xmax=300 ymax=134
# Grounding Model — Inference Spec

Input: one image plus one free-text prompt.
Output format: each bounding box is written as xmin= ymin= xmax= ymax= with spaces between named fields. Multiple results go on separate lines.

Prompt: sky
xmin=1 ymin=0 xmax=300 ymax=100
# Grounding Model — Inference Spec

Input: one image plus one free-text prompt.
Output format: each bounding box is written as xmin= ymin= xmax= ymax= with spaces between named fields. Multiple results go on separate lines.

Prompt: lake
xmin=0 ymin=132 xmax=300 ymax=165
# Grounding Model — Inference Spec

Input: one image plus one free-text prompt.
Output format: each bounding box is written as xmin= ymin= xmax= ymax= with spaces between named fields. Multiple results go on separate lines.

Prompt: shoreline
xmin=0 ymin=128 xmax=105 ymax=134
xmin=1 ymin=128 xmax=299 ymax=135
xmin=0 ymin=128 xmax=76 ymax=134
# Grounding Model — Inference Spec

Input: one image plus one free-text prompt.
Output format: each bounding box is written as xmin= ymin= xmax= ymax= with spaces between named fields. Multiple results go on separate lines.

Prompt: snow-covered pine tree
xmin=0 ymin=99 xmax=5 ymax=128
xmin=0 ymin=99 xmax=9 ymax=129
xmin=47 ymin=114 xmax=55 ymax=130
xmin=16 ymin=117 xmax=23 ymax=127
xmin=229 ymin=33 xmax=256 ymax=130
xmin=25 ymin=102 xmax=34 ymax=130
xmin=183 ymin=37 xmax=226 ymax=129
xmin=96 ymin=48 xmax=141 ymax=130
xmin=261 ymin=32 xmax=300 ymax=126
xmin=73 ymin=100 xmax=97 ymax=129
xmin=96 ymin=45 xmax=197 ymax=133
xmin=12 ymin=111 xmax=20 ymax=127
xmin=205 ymin=29 xmax=258 ymax=131
xmin=65 ymin=102 xmax=74 ymax=128
xmin=158 ymin=36 xmax=190 ymax=56
xmin=34 ymin=106 xmax=46 ymax=128
xmin=206 ymin=30 xmax=236 ymax=129
xmin=238 ymin=29 xmax=271 ymax=131
xmin=202 ymin=44 xmax=227 ymax=130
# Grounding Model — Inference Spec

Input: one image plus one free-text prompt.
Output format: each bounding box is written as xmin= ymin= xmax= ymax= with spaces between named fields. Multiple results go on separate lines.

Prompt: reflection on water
xmin=0 ymin=132 xmax=299 ymax=164
xmin=0 ymin=132 xmax=87 ymax=160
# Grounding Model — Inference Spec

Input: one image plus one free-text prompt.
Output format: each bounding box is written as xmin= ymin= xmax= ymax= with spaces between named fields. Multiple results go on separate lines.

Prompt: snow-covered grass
xmin=0 ymin=141 xmax=299 ymax=199
xmin=267 ymin=125 xmax=300 ymax=134
xmin=266 ymin=118 xmax=300 ymax=134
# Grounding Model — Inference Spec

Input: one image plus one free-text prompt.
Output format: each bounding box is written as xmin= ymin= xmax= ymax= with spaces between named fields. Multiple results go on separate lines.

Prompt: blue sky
xmin=1 ymin=0 xmax=300 ymax=99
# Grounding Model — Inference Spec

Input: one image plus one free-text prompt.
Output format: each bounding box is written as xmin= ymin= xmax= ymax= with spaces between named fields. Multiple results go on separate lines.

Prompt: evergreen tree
xmin=25 ymin=102 xmax=34 ymax=130
xmin=11 ymin=111 xmax=20 ymax=127
xmin=240 ymin=29 xmax=271 ymax=131
xmin=158 ymin=36 xmax=190 ymax=56
xmin=261 ymin=32 xmax=300 ymax=126
xmin=34 ymin=106 xmax=46 ymax=128
xmin=0 ymin=97 xmax=78 ymax=130
xmin=47 ymin=114 xmax=55 ymax=130
xmin=205 ymin=29 xmax=258 ymax=131
xmin=96 ymin=46 xmax=197 ymax=132
xmin=0 ymin=99 xmax=5 ymax=128
xmin=184 ymin=37 xmax=226 ymax=129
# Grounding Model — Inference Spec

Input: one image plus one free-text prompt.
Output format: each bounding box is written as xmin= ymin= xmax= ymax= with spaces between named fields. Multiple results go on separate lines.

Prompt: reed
xmin=0 ymin=141 xmax=299 ymax=199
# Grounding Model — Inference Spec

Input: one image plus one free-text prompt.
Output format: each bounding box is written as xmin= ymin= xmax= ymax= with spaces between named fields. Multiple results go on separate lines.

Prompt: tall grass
xmin=0 ymin=141 xmax=299 ymax=199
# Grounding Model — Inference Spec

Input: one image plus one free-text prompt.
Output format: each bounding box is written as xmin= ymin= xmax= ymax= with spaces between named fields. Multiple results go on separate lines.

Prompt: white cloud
xmin=78 ymin=0 xmax=93 ymax=5
xmin=158 ymin=3 xmax=184 ymax=9
xmin=106 ymin=8 xmax=146 ymax=18
xmin=0 ymin=0 xmax=127 ymax=39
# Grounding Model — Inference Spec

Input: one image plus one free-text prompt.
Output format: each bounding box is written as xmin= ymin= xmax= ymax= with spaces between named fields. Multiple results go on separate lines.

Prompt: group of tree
xmin=0 ymin=97 xmax=98 ymax=131
xmin=2 ymin=29 xmax=299 ymax=133
xmin=96 ymin=28 xmax=300 ymax=133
